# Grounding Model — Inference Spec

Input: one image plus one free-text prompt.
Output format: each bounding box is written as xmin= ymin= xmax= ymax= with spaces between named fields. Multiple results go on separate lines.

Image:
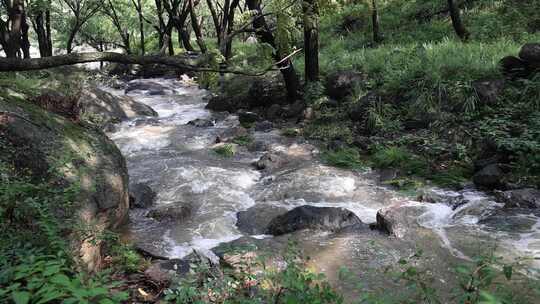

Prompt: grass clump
xmin=232 ymin=135 xmax=254 ymax=146
xmin=213 ymin=144 xmax=236 ymax=158
xmin=322 ymin=147 xmax=365 ymax=169
xmin=281 ymin=128 xmax=301 ymax=137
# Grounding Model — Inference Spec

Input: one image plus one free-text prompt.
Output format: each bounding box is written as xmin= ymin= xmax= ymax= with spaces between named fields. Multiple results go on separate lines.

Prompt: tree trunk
xmin=0 ymin=52 xmax=204 ymax=72
xmin=448 ymin=0 xmax=469 ymax=41
xmin=34 ymin=12 xmax=52 ymax=57
xmin=45 ymin=10 xmax=52 ymax=55
xmin=303 ymin=0 xmax=319 ymax=83
xmin=5 ymin=0 xmax=25 ymax=58
xmin=246 ymin=0 xmax=300 ymax=101
xmin=188 ymin=0 xmax=207 ymax=53
xmin=371 ymin=0 xmax=383 ymax=43
xmin=179 ymin=27 xmax=195 ymax=52
xmin=66 ymin=26 xmax=78 ymax=54
xmin=137 ymin=0 xmax=146 ymax=55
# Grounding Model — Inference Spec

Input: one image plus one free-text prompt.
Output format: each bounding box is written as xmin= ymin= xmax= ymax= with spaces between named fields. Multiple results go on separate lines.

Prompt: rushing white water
xmin=108 ymin=78 xmax=540 ymax=279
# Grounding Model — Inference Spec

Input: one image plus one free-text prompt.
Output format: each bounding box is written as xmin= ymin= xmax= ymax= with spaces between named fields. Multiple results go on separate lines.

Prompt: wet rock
xmin=254 ymin=120 xmax=273 ymax=132
xmin=187 ymin=118 xmax=215 ymax=127
xmin=500 ymin=56 xmax=530 ymax=78
xmin=79 ymin=86 xmax=157 ymax=128
xmin=253 ymin=152 xmax=286 ymax=171
xmin=247 ymin=140 xmax=268 ymax=152
xmin=129 ymin=183 xmax=157 ymax=209
xmin=496 ymin=188 xmax=540 ymax=209
xmin=125 ymin=80 xmax=168 ymax=94
xmin=239 ymin=111 xmax=260 ymax=126
xmin=284 ymin=100 xmax=306 ymax=118
xmin=266 ymin=205 xmax=364 ymax=236
xmin=325 ymin=71 xmax=365 ymax=100
xmin=472 ymin=78 xmax=505 ymax=105
xmin=218 ymin=126 xmax=249 ymax=142
xmin=246 ymin=77 xmax=287 ymax=108
xmin=519 ymin=43 xmax=540 ymax=64
xmin=266 ymin=104 xmax=283 ymax=120
xmin=206 ymin=95 xmax=238 ymax=112
xmin=419 ymin=189 xmax=469 ymax=210
xmin=376 ymin=202 xmax=425 ymax=238
xmin=144 ymin=259 xmax=191 ymax=283
xmin=473 ymin=164 xmax=504 ymax=189
xmin=236 ymin=204 xmax=288 ymax=235
xmin=379 ymin=168 xmax=401 ymax=183
xmin=147 ymin=202 xmax=194 ymax=222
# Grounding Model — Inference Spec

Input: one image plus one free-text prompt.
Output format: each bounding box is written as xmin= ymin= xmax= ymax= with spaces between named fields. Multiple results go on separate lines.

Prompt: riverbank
xmin=2 ymin=68 xmax=540 ymax=303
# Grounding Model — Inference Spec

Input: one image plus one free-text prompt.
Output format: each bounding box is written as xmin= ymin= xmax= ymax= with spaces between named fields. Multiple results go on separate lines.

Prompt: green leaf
xmin=12 ymin=291 xmax=30 ymax=304
xmin=51 ymin=274 xmax=72 ymax=287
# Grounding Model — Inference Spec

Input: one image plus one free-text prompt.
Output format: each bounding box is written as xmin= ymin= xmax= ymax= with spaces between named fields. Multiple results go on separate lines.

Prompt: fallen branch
xmin=0 ymin=52 xmax=204 ymax=72
xmin=0 ymin=49 xmax=303 ymax=77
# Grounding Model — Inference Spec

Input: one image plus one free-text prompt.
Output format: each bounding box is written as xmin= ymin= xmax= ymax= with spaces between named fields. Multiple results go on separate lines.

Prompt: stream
xmin=106 ymin=78 xmax=540 ymax=301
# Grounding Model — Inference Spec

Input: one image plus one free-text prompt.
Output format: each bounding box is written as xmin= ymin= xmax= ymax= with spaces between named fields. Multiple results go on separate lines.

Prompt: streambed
xmin=107 ymin=78 xmax=540 ymax=301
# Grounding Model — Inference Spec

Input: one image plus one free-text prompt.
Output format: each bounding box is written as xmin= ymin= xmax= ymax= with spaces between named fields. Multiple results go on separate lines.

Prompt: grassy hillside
xmin=295 ymin=0 xmax=540 ymax=189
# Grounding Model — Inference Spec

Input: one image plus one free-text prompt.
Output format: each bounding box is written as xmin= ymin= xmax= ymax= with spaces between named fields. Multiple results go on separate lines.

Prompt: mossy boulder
xmin=0 ymin=93 xmax=129 ymax=272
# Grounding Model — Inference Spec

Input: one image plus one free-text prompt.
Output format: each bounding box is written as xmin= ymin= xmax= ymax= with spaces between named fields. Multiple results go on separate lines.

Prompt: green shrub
xmin=322 ymin=147 xmax=365 ymax=169
xmin=213 ymin=144 xmax=236 ymax=157
xmin=232 ymin=135 xmax=254 ymax=146
xmin=0 ymin=249 xmax=128 ymax=304
xmin=165 ymin=242 xmax=343 ymax=304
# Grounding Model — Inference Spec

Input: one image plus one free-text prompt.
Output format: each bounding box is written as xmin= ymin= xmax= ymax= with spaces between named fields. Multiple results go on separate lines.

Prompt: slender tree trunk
xmin=45 ymin=10 xmax=52 ymax=55
xmin=246 ymin=0 xmax=300 ymax=101
xmin=188 ymin=0 xmax=207 ymax=53
xmin=166 ymin=23 xmax=174 ymax=55
xmin=66 ymin=25 xmax=79 ymax=54
xmin=448 ymin=0 xmax=469 ymax=41
xmin=371 ymin=0 xmax=383 ymax=43
xmin=179 ymin=27 xmax=195 ymax=52
xmin=303 ymin=0 xmax=319 ymax=83
xmin=35 ymin=12 xmax=50 ymax=57
xmin=136 ymin=0 xmax=145 ymax=55
xmin=21 ymin=14 xmax=30 ymax=58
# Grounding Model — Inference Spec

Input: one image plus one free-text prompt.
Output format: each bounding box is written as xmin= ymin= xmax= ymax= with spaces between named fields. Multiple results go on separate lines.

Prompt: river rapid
xmin=106 ymin=78 xmax=540 ymax=301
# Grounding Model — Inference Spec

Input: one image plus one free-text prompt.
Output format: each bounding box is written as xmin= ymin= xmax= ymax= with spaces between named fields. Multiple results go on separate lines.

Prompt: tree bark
xmin=303 ymin=0 xmax=319 ymax=83
xmin=246 ymin=0 xmax=300 ymax=101
xmin=136 ymin=0 xmax=145 ymax=55
xmin=0 ymin=52 xmax=203 ymax=72
xmin=34 ymin=10 xmax=53 ymax=57
xmin=371 ymin=0 xmax=383 ymax=43
xmin=188 ymin=0 xmax=207 ymax=53
xmin=448 ymin=0 xmax=469 ymax=41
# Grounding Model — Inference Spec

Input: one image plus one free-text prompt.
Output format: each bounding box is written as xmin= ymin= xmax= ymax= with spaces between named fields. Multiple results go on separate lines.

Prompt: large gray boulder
xmin=147 ymin=202 xmax=195 ymax=222
xmin=473 ymin=164 xmax=504 ymax=189
xmin=0 ymin=94 xmax=129 ymax=272
xmin=519 ymin=43 xmax=540 ymax=64
xmin=129 ymin=183 xmax=157 ymax=209
xmin=79 ymin=86 xmax=157 ymax=128
xmin=325 ymin=71 xmax=365 ymax=100
xmin=266 ymin=205 xmax=365 ymax=236
xmin=496 ymin=188 xmax=540 ymax=209
xmin=236 ymin=204 xmax=288 ymax=235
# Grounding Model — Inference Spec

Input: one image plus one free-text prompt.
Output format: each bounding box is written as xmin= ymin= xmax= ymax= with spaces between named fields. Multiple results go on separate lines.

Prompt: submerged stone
xmin=266 ymin=205 xmax=365 ymax=236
